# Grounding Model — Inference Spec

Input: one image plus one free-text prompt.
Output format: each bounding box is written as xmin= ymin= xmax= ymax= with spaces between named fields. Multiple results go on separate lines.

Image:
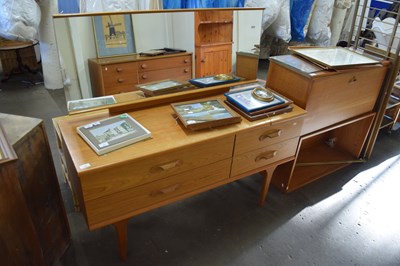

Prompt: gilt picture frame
xmin=93 ymin=14 xmax=136 ymax=58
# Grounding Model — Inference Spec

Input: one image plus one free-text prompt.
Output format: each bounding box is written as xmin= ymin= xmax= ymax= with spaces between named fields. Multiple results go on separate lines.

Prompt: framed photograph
xmin=225 ymin=100 xmax=293 ymax=121
xmin=0 ymin=124 xmax=17 ymax=164
xmin=136 ymin=79 xmax=193 ymax=97
xmin=77 ymin=113 xmax=151 ymax=155
xmin=270 ymin=54 xmax=323 ymax=75
xmin=189 ymin=74 xmax=241 ymax=88
xmin=67 ymin=96 xmax=116 ymax=112
xmin=171 ymin=99 xmax=242 ymax=130
xmin=93 ymin=15 xmax=136 ymax=58
xmin=224 ymin=87 xmax=292 ymax=114
xmin=289 ymin=47 xmax=380 ymax=69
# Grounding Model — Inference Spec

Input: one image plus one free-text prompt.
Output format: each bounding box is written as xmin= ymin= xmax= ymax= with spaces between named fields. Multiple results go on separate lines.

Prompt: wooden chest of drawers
xmin=88 ymin=53 xmax=192 ymax=96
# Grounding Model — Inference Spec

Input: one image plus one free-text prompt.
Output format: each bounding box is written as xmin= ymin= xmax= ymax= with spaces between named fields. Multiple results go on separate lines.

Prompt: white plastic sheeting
xmin=0 ymin=0 xmax=41 ymax=41
xmin=307 ymin=0 xmax=335 ymax=46
xmin=80 ymin=0 xmax=161 ymax=12
xmin=245 ymin=0 xmax=291 ymax=42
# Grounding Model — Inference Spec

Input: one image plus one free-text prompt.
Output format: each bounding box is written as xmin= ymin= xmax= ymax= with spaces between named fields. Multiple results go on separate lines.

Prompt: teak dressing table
xmin=54 ymin=82 xmax=306 ymax=260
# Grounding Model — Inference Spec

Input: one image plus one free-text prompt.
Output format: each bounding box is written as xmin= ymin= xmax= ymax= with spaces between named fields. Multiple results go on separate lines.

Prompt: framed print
xmin=189 ymin=74 xmax=241 ymax=87
xmin=77 ymin=113 xmax=151 ymax=155
xmin=93 ymin=15 xmax=136 ymax=58
xmin=0 ymin=124 xmax=17 ymax=164
xmin=225 ymin=100 xmax=293 ymax=121
xmin=171 ymin=99 xmax=242 ymax=130
xmin=270 ymin=54 xmax=323 ymax=75
xmin=289 ymin=47 xmax=380 ymax=69
xmin=224 ymin=87 xmax=292 ymax=114
xmin=136 ymin=79 xmax=193 ymax=96
xmin=67 ymin=96 xmax=116 ymax=112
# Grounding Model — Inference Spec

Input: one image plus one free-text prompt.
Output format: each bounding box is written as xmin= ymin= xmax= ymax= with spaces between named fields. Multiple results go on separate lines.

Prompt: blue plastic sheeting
xmin=290 ymin=0 xmax=315 ymax=42
xmin=164 ymin=0 xmax=244 ymax=9
xmin=58 ymin=0 xmax=80 ymax=13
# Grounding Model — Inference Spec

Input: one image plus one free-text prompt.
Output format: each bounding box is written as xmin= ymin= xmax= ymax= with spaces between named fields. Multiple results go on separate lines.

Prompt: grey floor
xmin=1 ymin=64 xmax=400 ymax=266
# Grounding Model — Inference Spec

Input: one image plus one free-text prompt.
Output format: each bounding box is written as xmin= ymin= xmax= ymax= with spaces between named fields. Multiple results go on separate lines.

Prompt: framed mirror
xmin=52 ymin=8 xmax=263 ymax=106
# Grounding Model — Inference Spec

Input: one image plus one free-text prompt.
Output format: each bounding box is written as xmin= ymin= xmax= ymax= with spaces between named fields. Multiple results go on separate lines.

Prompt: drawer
xmin=139 ymin=67 xmax=192 ymax=83
xmin=104 ymin=84 xmax=138 ymax=95
xmin=81 ymin=136 xmax=234 ymax=201
xmin=231 ymin=137 xmax=299 ymax=177
xmin=138 ymin=55 xmax=192 ymax=72
xmin=234 ymin=119 xmax=302 ymax=155
xmin=101 ymin=62 xmax=138 ymax=89
xmin=85 ymin=158 xmax=231 ymax=228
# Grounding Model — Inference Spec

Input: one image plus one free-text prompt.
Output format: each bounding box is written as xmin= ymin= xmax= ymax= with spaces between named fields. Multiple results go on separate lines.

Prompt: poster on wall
xmin=92 ymin=15 xmax=136 ymax=58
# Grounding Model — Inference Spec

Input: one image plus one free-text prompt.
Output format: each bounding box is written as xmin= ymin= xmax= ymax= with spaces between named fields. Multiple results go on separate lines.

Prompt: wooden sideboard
xmin=0 ymin=113 xmax=70 ymax=265
xmin=54 ymin=85 xmax=306 ymax=260
xmin=88 ymin=52 xmax=193 ymax=96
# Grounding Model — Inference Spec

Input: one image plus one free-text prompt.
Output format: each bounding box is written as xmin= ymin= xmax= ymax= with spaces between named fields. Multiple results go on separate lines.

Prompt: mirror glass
xmin=53 ymin=9 xmax=263 ymax=103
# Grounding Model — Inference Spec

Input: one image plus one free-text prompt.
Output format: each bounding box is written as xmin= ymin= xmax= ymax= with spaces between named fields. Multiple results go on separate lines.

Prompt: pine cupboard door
xmin=195 ymin=44 xmax=232 ymax=77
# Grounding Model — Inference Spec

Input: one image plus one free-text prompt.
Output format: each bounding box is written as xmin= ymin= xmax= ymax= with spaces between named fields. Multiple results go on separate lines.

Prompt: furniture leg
xmin=113 ymin=219 xmax=129 ymax=261
xmin=258 ymin=165 xmax=278 ymax=206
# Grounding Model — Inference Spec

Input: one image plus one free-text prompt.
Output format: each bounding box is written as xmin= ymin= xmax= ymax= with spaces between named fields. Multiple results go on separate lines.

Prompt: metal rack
xmin=347 ymin=0 xmax=400 ymax=158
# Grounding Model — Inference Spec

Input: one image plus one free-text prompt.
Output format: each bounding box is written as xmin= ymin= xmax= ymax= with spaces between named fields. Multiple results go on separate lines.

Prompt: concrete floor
xmin=1 ymin=68 xmax=400 ymax=266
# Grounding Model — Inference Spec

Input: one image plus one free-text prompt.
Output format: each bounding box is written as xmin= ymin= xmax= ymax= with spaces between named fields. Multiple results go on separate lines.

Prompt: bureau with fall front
xmin=88 ymin=52 xmax=193 ymax=96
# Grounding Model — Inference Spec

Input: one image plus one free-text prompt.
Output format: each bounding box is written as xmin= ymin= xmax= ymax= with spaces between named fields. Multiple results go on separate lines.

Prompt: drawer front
xmin=139 ymin=67 xmax=192 ymax=83
xmin=234 ymin=119 xmax=302 ymax=155
xmin=138 ymin=55 xmax=192 ymax=72
xmin=231 ymin=137 xmax=299 ymax=177
xmin=81 ymin=136 xmax=234 ymax=201
xmin=101 ymin=62 xmax=138 ymax=89
xmin=85 ymin=159 xmax=231 ymax=228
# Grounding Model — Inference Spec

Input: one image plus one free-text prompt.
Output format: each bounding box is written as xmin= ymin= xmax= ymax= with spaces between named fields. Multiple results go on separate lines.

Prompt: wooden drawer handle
xmin=141 ymin=75 xmax=147 ymax=79
xmin=150 ymin=160 xmax=182 ymax=173
xmin=117 ymin=78 xmax=124 ymax=83
xmin=184 ymin=59 xmax=189 ymax=63
xmin=184 ymin=68 xmax=189 ymax=73
xmin=255 ymin=150 xmax=277 ymax=162
xmin=116 ymin=67 xmax=123 ymax=72
xmin=141 ymin=64 xmax=147 ymax=69
xmin=259 ymin=129 xmax=282 ymax=141
xmin=201 ymin=58 xmax=206 ymax=63
xmin=151 ymin=184 xmax=180 ymax=196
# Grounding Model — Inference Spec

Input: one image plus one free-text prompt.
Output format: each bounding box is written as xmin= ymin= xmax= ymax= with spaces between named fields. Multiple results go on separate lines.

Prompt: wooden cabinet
xmin=54 ymin=89 xmax=306 ymax=260
xmin=266 ymin=55 xmax=388 ymax=192
xmin=194 ymin=10 xmax=233 ymax=77
xmin=88 ymin=53 xmax=192 ymax=96
xmin=0 ymin=114 xmax=70 ymax=265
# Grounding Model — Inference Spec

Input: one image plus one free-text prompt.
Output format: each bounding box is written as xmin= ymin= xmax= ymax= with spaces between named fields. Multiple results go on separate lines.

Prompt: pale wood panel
xmin=138 ymin=67 xmax=192 ymax=83
xmin=81 ymin=135 xmax=234 ymax=201
xmin=231 ymin=137 xmax=299 ymax=177
xmin=85 ymin=159 xmax=231 ymax=228
xmin=235 ymin=119 xmax=303 ymax=155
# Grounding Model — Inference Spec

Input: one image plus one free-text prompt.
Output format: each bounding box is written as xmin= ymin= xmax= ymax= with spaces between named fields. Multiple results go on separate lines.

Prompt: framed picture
xmin=171 ymin=99 xmax=242 ymax=130
xmin=289 ymin=47 xmax=380 ymax=69
xmin=224 ymin=87 xmax=292 ymax=114
xmin=136 ymin=79 xmax=193 ymax=97
xmin=270 ymin=54 xmax=323 ymax=75
xmin=189 ymin=74 xmax=241 ymax=87
xmin=0 ymin=124 xmax=17 ymax=164
xmin=67 ymin=96 xmax=116 ymax=112
xmin=93 ymin=14 xmax=136 ymax=58
xmin=77 ymin=113 xmax=151 ymax=155
xmin=225 ymin=100 xmax=293 ymax=121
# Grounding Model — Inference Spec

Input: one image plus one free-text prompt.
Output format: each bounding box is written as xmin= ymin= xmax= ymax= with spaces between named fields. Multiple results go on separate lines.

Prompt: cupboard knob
xmin=184 ymin=59 xmax=189 ymax=63
xmin=150 ymin=160 xmax=182 ymax=173
xmin=141 ymin=75 xmax=147 ymax=79
xmin=141 ymin=64 xmax=147 ymax=69
xmin=116 ymin=67 xmax=123 ymax=72
xmin=201 ymin=58 xmax=206 ymax=63
xmin=117 ymin=78 xmax=124 ymax=83
xmin=349 ymin=76 xmax=357 ymax=83
xmin=184 ymin=68 xmax=189 ymax=73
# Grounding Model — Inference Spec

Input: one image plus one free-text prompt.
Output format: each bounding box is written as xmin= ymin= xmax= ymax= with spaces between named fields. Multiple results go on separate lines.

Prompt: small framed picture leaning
xmin=77 ymin=113 xmax=151 ymax=155
xmin=171 ymin=99 xmax=242 ymax=131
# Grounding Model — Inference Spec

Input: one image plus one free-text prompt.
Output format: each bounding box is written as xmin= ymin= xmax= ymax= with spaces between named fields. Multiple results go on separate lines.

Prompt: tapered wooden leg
xmin=114 ymin=219 xmax=129 ymax=261
xmin=258 ymin=165 xmax=277 ymax=206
